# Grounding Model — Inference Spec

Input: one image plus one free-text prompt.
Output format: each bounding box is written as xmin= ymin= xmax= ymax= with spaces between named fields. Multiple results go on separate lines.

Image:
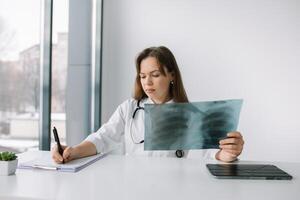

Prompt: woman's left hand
xmin=216 ymin=131 xmax=244 ymax=162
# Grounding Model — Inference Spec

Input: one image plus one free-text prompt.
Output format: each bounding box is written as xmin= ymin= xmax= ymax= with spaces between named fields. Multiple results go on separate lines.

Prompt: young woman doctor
xmin=52 ymin=46 xmax=244 ymax=163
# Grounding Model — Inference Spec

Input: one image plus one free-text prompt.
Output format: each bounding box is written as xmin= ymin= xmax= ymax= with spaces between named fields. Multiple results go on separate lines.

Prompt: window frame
xmin=39 ymin=0 xmax=53 ymax=150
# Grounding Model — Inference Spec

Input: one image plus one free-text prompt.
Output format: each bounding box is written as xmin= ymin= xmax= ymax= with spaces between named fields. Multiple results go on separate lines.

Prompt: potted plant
xmin=0 ymin=152 xmax=18 ymax=175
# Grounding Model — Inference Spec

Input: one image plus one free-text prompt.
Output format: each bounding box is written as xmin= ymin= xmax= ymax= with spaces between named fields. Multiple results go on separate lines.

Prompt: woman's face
xmin=140 ymin=56 xmax=173 ymax=104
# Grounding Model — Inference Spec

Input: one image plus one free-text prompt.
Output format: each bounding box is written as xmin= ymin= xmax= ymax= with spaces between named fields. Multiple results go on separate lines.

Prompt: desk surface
xmin=1 ymin=151 xmax=299 ymax=200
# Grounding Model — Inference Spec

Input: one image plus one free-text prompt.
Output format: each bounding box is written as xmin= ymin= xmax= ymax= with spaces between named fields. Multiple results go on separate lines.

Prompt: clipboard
xmin=18 ymin=152 xmax=105 ymax=173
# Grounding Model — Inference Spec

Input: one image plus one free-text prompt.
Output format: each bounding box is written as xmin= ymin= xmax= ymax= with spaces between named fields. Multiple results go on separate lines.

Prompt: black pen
xmin=53 ymin=126 xmax=64 ymax=163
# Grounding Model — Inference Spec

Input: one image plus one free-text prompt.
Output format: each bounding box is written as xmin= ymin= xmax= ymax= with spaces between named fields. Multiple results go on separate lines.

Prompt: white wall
xmin=102 ymin=0 xmax=300 ymax=162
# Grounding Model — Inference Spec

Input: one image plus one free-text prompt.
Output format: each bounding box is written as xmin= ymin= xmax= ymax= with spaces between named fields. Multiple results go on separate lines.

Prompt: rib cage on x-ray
xmin=144 ymin=99 xmax=243 ymax=150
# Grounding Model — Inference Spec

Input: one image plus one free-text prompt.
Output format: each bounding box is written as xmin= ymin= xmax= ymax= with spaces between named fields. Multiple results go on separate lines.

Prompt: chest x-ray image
xmin=144 ymin=99 xmax=243 ymax=150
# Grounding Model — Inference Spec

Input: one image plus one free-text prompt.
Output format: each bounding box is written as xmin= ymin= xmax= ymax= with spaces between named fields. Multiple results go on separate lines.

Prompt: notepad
xmin=18 ymin=152 xmax=105 ymax=172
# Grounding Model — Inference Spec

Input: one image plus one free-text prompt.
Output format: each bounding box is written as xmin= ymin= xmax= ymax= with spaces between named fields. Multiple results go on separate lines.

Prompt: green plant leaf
xmin=0 ymin=152 xmax=17 ymax=161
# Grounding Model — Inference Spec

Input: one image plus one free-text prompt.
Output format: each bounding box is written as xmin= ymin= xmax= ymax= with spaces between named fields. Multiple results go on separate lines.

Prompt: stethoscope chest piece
xmin=175 ymin=150 xmax=184 ymax=158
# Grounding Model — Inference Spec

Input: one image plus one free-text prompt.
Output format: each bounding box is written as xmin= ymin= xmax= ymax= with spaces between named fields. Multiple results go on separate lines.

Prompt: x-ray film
xmin=144 ymin=99 xmax=243 ymax=150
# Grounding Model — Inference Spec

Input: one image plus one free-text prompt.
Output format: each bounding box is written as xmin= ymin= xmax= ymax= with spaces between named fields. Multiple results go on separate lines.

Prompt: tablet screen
xmin=206 ymin=164 xmax=293 ymax=180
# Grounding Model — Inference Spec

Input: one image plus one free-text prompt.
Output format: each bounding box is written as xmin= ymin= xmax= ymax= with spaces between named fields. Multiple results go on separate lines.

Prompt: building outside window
xmin=0 ymin=0 xmax=68 ymax=152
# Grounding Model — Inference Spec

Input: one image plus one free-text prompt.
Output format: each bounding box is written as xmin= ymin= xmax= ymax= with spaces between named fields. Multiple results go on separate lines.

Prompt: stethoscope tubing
xmin=130 ymin=99 xmax=184 ymax=158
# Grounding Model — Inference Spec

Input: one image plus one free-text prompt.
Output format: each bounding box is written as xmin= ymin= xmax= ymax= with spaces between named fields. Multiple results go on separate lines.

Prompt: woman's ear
xmin=171 ymin=71 xmax=175 ymax=79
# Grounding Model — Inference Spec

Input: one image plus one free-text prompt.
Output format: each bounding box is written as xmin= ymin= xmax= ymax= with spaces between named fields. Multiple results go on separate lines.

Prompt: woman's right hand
xmin=51 ymin=145 xmax=78 ymax=164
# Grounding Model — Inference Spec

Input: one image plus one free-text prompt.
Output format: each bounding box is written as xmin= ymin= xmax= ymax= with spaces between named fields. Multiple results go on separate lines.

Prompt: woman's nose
xmin=145 ymin=76 xmax=153 ymax=85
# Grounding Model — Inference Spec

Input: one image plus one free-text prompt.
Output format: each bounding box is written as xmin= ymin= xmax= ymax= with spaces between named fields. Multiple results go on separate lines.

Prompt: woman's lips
xmin=146 ymin=89 xmax=155 ymax=93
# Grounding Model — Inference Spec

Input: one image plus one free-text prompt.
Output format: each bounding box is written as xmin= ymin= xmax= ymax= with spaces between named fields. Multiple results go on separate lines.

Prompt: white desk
xmin=0 ymin=151 xmax=299 ymax=200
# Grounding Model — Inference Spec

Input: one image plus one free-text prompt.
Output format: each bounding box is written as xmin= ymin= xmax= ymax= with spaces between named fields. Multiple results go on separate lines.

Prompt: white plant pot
xmin=0 ymin=159 xmax=18 ymax=176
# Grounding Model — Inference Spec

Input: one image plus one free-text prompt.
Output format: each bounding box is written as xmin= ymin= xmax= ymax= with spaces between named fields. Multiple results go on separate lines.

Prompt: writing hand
xmin=51 ymin=145 xmax=77 ymax=164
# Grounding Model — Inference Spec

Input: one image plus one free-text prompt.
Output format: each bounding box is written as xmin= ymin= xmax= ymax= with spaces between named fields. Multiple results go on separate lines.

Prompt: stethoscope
xmin=129 ymin=99 xmax=184 ymax=158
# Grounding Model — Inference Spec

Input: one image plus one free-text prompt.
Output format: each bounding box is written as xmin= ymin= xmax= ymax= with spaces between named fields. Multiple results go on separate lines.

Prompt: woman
xmin=52 ymin=46 xmax=244 ymax=163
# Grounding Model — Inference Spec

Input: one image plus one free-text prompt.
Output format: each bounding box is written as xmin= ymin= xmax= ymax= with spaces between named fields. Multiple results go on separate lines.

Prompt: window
xmin=0 ymin=0 xmax=41 ymax=152
xmin=50 ymin=0 xmax=69 ymax=146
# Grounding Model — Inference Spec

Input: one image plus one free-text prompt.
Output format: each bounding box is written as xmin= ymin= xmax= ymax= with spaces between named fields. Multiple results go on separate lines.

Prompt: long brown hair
xmin=133 ymin=46 xmax=188 ymax=103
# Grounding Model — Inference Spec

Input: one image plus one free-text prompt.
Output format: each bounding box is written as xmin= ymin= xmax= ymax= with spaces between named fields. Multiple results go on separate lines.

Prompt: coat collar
xmin=143 ymin=98 xmax=174 ymax=105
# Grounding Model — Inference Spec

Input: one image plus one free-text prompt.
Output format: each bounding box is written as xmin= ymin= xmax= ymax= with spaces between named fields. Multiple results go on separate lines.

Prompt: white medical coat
xmin=85 ymin=98 xmax=219 ymax=159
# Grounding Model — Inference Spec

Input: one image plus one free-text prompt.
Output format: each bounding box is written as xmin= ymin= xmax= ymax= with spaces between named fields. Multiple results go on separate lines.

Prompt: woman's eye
xmin=140 ymin=75 xmax=146 ymax=79
xmin=152 ymin=73 xmax=160 ymax=77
